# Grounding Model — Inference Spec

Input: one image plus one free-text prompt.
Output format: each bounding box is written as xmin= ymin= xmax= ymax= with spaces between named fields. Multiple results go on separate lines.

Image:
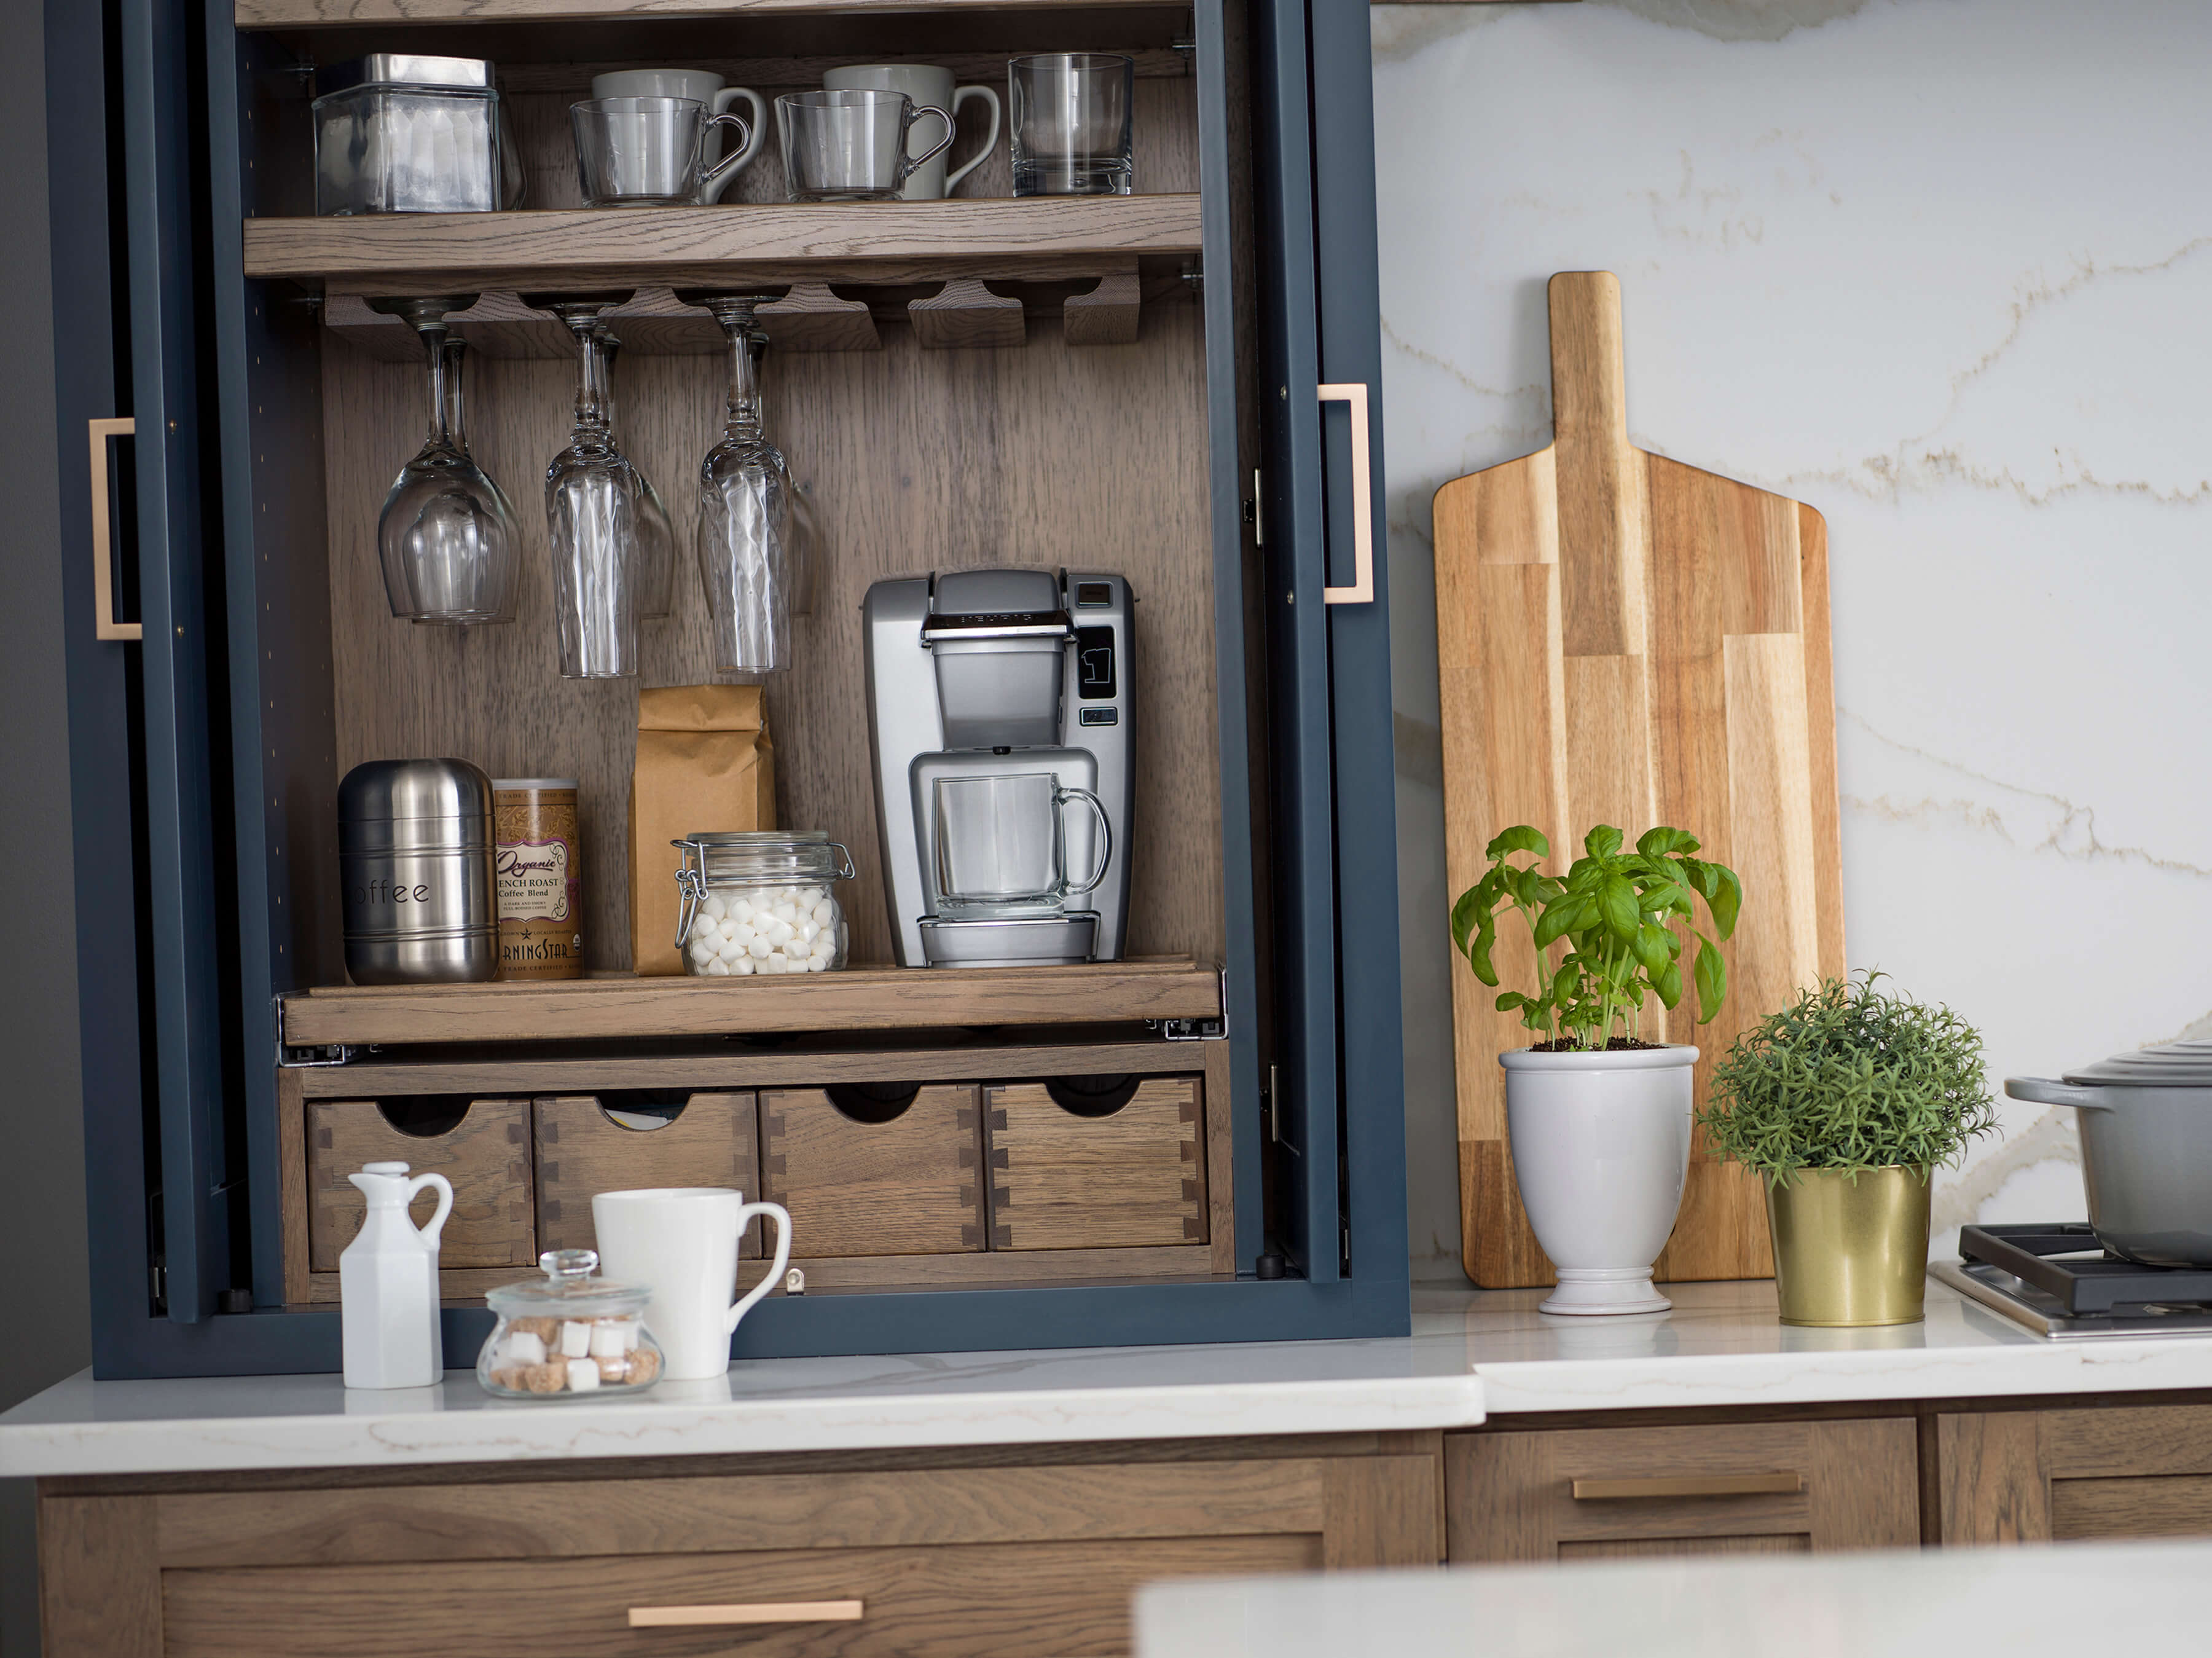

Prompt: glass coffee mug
xmin=571 ymin=96 xmax=754 ymax=206
xmin=777 ymin=89 xmax=953 ymax=202
xmin=932 ymin=772 xmax=1112 ymax=913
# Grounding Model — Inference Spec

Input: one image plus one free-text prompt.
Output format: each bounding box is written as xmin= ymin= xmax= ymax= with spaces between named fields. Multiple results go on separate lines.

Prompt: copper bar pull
xmin=628 ymin=1600 xmax=865 ymax=1628
xmin=88 ymin=416 xmax=139 ymax=642
xmin=1571 ymin=1471 xmax=1803 ymax=1501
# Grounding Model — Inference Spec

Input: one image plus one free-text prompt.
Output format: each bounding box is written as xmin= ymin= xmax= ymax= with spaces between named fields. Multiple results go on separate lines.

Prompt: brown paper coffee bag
xmin=630 ymin=685 xmax=775 ymax=975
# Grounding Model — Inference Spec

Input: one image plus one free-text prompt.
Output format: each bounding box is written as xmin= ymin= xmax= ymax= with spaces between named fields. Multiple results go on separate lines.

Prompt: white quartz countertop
xmin=1133 ymin=1539 xmax=2212 ymax=1658
xmin=6 ymin=1279 xmax=2211 ymax=1479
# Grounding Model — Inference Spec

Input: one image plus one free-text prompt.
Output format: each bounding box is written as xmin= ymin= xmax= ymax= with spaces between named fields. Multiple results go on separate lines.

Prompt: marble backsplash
xmin=1377 ymin=0 xmax=2212 ymax=1276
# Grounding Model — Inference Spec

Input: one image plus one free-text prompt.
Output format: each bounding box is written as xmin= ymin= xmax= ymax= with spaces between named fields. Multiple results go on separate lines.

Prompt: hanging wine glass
xmin=594 ymin=322 xmax=677 ymax=623
xmin=686 ymin=293 xmax=792 ymax=678
xmin=369 ymin=294 xmax=520 ymax=626
xmin=743 ymin=323 xmax=817 ymax=618
xmin=525 ymin=291 xmax=643 ymax=679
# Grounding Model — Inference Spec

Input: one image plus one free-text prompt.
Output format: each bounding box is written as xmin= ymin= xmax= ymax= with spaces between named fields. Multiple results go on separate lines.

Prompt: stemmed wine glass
xmin=525 ymin=291 xmax=645 ymax=679
xmin=594 ymin=323 xmax=677 ymax=623
xmin=369 ymin=294 xmax=520 ymax=625
xmin=683 ymin=293 xmax=794 ymax=678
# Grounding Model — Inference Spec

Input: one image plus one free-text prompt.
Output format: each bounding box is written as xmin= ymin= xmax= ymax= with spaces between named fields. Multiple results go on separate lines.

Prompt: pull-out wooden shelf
xmin=240 ymin=0 xmax=1171 ymax=23
xmin=241 ymin=198 xmax=1202 ymax=293
xmin=281 ymin=958 xmax=1222 ymax=1048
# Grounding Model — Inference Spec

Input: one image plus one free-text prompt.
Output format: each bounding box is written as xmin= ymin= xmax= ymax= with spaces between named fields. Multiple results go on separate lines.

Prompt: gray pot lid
xmin=2062 ymin=1039 xmax=2212 ymax=1087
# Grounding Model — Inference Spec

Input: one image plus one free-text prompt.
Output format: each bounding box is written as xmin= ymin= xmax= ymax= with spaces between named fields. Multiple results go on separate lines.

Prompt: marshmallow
xmin=798 ymin=919 xmax=820 ymax=945
xmin=761 ymin=953 xmax=786 ymax=974
xmin=813 ymin=900 xmax=837 ymax=925
xmin=748 ymin=937 xmax=772 ymax=960
xmin=559 ymin=1321 xmax=592 ymax=1358
xmin=767 ymin=919 xmax=794 ymax=946
xmin=689 ymin=940 xmax=715 ymax=967
xmin=565 ymin=1357 xmax=600 ymax=1392
xmin=729 ymin=921 xmax=755 ymax=945
xmin=689 ymin=914 xmax=719 ymax=943
xmin=806 ymin=954 xmax=827 ymax=972
xmin=732 ymin=957 xmax=755 ymax=975
xmin=703 ymin=894 xmax=727 ymax=921
xmin=728 ymin=896 xmax=755 ymax=924
xmin=705 ymin=957 xmax=730 ymax=976
xmin=503 ymin=1330 xmax=546 ymax=1366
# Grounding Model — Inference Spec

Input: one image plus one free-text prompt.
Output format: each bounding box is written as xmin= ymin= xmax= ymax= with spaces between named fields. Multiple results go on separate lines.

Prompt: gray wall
xmin=0 ymin=0 xmax=94 ymax=1648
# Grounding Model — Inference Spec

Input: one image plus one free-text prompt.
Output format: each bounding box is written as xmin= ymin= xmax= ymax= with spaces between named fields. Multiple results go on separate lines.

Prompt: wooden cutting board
xmin=1433 ymin=272 xmax=1846 ymax=1288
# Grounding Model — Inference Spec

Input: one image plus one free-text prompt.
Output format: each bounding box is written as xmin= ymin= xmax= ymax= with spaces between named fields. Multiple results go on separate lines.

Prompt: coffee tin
xmin=493 ymin=779 xmax=582 ymax=980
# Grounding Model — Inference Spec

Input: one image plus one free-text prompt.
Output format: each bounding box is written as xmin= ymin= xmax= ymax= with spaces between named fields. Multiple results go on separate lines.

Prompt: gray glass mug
xmin=932 ymin=772 xmax=1112 ymax=914
xmin=777 ymin=89 xmax=954 ymax=203
xmin=571 ymin=96 xmax=754 ymax=207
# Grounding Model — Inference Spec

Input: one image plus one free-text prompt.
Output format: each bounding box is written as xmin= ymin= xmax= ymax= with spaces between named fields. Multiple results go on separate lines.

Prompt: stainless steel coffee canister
xmin=339 ymin=758 xmax=499 ymax=984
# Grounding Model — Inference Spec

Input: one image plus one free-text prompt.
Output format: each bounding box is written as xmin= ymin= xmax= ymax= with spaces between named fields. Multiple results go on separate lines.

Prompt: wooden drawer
xmin=758 ymin=1085 xmax=984 ymax=1257
xmin=984 ymin=1078 xmax=1206 ymax=1250
xmin=163 ymin=1536 xmax=1314 ymax=1657
xmin=1446 ymin=1419 xmax=1918 ymax=1562
xmin=534 ymin=1093 xmax=759 ymax=1257
xmin=307 ymin=1098 xmax=534 ymax=1272
xmin=1940 ymin=1404 xmax=2212 ymax=1544
xmin=44 ymin=1449 xmax=1441 ymax=1657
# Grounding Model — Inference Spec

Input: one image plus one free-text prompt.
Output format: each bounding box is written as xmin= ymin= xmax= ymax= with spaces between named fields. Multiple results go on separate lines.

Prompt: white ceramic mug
xmin=822 ymin=65 xmax=999 ymax=199
xmin=591 ymin=69 xmax=768 ymax=201
xmin=591 ymin=1187 xmax=792 ymax=1379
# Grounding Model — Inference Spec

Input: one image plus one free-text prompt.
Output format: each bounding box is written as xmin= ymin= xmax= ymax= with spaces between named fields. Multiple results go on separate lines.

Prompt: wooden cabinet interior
xmin=233 ymin=7 xmax=1236 ymax=992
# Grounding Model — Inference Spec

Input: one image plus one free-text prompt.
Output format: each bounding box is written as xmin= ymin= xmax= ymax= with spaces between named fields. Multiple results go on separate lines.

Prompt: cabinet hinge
xmin=149 ymin=1263 xmax=166 ymax=1314
xmin=1249 ymin=470 xmax=1263 ymax=545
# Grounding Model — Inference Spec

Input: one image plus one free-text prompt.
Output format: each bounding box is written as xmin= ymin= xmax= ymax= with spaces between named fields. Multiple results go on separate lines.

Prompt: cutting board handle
xmin=1548 ymin=271 xmax=1630 ymax=446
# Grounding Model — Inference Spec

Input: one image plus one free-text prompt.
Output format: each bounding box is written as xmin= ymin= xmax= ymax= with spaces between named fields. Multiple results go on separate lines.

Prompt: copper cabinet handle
xmin=1571 ymin=1471 xmax=1803 ymax=1501
xmin=1317 ymin=382 xmax=1374 ymax=605
xmin=628 ymin=1600 xmax=865 ymax=1628
xmin=88 ymin=417 xmax=139 ymax=642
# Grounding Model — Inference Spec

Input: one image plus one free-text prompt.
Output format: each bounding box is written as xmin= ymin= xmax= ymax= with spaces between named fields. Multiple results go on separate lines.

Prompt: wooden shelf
xmin=242 ymin=198 xmax=1201 ymax=294
xmin=281 ymin=957 xmax=1222 ymax=1048
xmin=240 ymin=0 xmax=1169 ymax=24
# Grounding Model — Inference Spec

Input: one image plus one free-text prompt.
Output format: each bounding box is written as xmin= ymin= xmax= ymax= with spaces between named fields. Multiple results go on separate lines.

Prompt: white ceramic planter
xmin=1500 ymin=1043 xmax=1698 ymax=1316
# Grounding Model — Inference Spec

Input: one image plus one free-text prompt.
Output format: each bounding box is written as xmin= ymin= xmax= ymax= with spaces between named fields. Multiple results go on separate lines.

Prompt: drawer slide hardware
xmin=629 ymin=1601 xmax=865 ymax=1628
xmin=1571 ymin=1471 xmax=1803 ymax=1501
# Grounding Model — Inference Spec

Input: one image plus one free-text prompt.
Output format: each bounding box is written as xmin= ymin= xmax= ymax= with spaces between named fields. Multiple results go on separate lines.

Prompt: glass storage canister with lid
xmin=313 ymin=55 xmax=516 ymax=216
xmin=675 ymin=830 xmax=855 ymax=975
xmin=479 ymin=1249 xmax=664 ymax=1397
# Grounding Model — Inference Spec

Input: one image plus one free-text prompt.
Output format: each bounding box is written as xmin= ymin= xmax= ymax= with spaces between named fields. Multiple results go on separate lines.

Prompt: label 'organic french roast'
xmin=493 ymin=779 xmax=582 ymax=981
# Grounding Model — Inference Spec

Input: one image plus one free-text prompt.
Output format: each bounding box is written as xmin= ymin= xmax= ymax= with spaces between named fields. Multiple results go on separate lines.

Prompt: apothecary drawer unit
xmin=50 ymin=0 xmax=1402 ymax=1373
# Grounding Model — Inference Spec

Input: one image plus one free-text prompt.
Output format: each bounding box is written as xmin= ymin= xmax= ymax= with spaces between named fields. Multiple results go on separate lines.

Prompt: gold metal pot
xmin=1765 ymin=1165 xmax=1931 ymax=1326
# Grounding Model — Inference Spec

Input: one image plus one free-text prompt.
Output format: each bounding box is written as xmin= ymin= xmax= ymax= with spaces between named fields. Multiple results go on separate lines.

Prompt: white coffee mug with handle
xmin=590 ymin=69 xmax=768 ymax=201
xmin=822 ymin=64 xmax=999 ymax=199
xmin=591 ymin=1187 xmax=792 ymax=1380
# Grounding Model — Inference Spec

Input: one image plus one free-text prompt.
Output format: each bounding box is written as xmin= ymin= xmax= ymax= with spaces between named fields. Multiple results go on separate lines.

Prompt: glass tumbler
xmin=1008 ymin=54 xmax=1133 ymax=197
xmin=571 ymin=96 xmax=753 ymax=206
xmin=775 ymin=90 xmax=953 ymax=203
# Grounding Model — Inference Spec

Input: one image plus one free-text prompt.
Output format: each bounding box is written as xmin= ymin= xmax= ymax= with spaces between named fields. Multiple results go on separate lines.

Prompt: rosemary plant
xmin=1699 ymin=973 xmax=1997 ymax=1184
xmin=1449 ymin=825 xmax=1740 ymax=1051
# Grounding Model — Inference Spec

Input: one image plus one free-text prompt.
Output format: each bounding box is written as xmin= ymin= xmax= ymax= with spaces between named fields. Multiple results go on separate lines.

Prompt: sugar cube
xmin=559 ymin=1321 xmax=592 ymax=1358
xmin=565 ymin=1357 xmax=600 ymax=1392
xmin=589 ymin=1322 xmax=627 ymax=1360
xmin=503 ymin=1329 xmax=546 ymax=1366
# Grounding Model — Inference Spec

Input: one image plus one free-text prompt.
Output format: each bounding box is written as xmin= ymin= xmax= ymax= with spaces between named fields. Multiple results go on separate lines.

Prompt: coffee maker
xmin=863 ymin=568 xmax=1132 ymax=967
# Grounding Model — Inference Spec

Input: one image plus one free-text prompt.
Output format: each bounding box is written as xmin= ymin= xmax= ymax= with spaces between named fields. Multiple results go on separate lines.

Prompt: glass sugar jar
xmin=477 ymin=1249 xmax=663 ymax=1398
xmin=674 ymin=830 xmax=855 ymax=976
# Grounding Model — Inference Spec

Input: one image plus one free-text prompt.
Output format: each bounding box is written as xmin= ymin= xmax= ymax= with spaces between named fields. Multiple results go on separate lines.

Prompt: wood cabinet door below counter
xmin=1446 ymin=1420 xmax=1919 ymax=1563
xmin=1939 ymin=1404 xmax=2212 ymax=1544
